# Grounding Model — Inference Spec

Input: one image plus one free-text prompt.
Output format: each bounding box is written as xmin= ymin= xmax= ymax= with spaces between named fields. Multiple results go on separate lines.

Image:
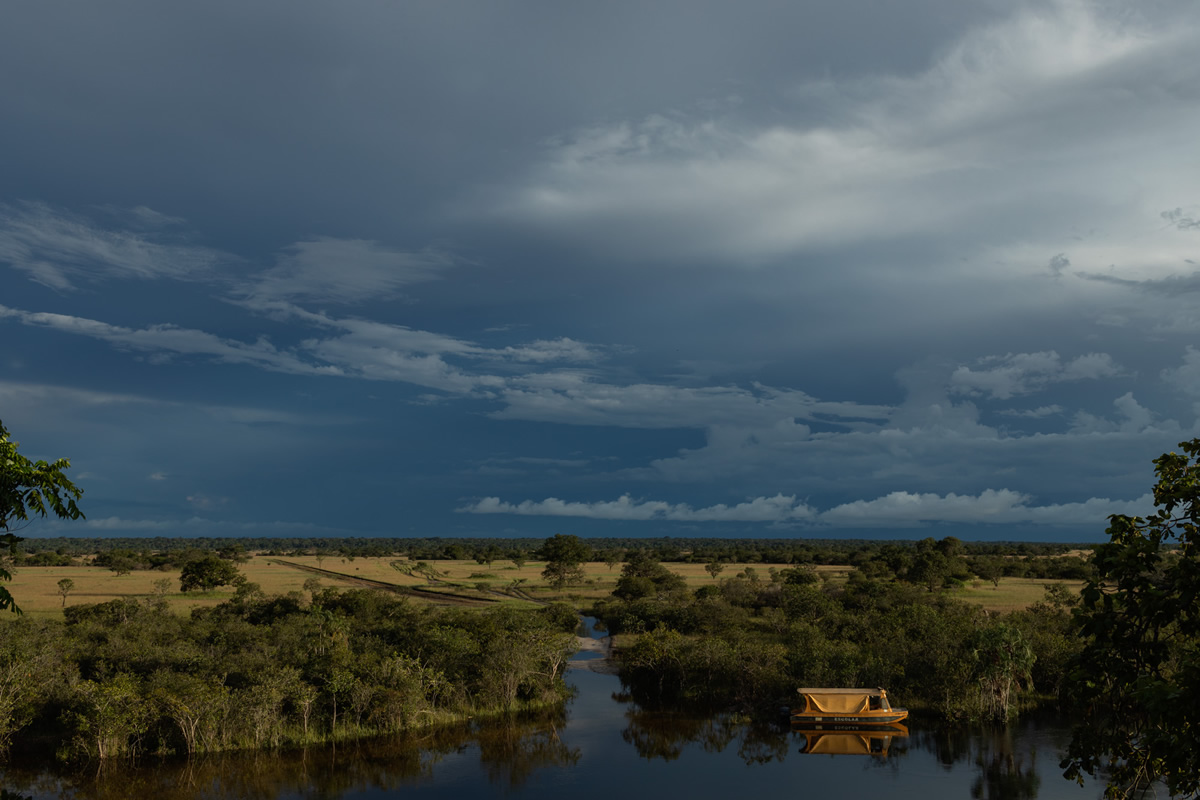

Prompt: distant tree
xmin=538 ymin=534 xmax=591 ymax=589
xmin=779 ymin=565 xmax=819 ymax=586
xmin=476 ymin=545 xmax=502 ymax=566
xmin=57 ymin=578 xmax=75 ymax=607
xmin=179 ymin=556 xmax=239 ymax=592
xmin=613 ymin=575 xmax=656 ymax=601
xmin=217 ymin=544 xmax=248 ymax=563
xmin=152 ymin=578 xmax=172 ymax=597
xmin=613 ymin=552 xmax=686 ymax=600
xmin=230 ymin=575 xmax=263 ymax=603
xmin=510 ymin=553 xmax=526 ymax=572
xmin=907 ymin=541 xmax=951 ymax=591
xmin=106 ymin=555 xmax=134 ymax=577
xmin=937 ymin=536 xmax=965 ymax=559
xmin=705 ymin=561 xmax=725 ymax=580
xmin=1064 ymin=439 xmax=1200 ymax=798
xmin=602 ymin=549 xmax=624 ymax=571
xmin=1 ymin=420 xmax=85 ymax=613
xmin=973 ymin=558 xmax=1003 ymax=589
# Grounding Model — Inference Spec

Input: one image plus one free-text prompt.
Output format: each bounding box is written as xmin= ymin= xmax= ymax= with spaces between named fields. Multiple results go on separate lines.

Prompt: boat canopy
xmin=797 ymin=688 xmax=886 ymax=714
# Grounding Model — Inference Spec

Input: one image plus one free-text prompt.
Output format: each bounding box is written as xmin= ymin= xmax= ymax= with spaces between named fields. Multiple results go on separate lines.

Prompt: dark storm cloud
xmin=2 ymin=0 xmax=1200 ymax=539
xmin=0 ymin=1 xmax=992 ymax=237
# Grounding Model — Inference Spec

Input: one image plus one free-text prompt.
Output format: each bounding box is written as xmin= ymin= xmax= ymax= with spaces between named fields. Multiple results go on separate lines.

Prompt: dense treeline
xmin=0 ymin=587 xmax=578 ymax=760
xmin=15 ymin=535 xmax=1092 ymax=574
xmin=592 ymin=544 xmax=1080 ymax=722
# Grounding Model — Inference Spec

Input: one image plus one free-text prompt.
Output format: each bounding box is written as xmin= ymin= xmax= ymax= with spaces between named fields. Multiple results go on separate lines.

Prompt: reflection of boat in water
xmin=795 ymin=723 xmax=909 ymax=756
xmin=790 ymin=688 xmax=908 ymax=725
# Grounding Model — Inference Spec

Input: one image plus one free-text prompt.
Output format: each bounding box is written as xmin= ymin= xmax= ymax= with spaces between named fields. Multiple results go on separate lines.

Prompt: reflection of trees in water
xmin=912 ymin=724 xmax=1042 ymax=800
xmin=477 ymin=706 xmax=580 ymax=789
xmin=0 ymin=708 xmax=577 ymax=799
xmin=919 ymin=726 xmax=973 ymax=770
xmin=621 ymin=709 xmax=787 ymax=765
xmin=970 ymin=730 xmax=1040 ymax=800
xmin=736 ymin=724 xmax=788 ymax=765
xmin=621 ymin=711 xmax=727 ymax=761
xmin=10 ymin=731 xmax=450 ymax=800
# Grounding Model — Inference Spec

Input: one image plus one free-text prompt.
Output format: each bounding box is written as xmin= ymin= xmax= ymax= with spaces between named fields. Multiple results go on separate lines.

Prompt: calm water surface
xmin=2 ymin=624 xmax=1104 ymax=799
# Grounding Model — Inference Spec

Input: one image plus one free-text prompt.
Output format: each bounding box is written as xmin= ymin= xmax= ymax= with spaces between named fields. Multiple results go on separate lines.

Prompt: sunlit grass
xmin=955 ymin=577 xmax=1085 ymax=613
xmin=2 ymin=554 xmax=1081 ymax=619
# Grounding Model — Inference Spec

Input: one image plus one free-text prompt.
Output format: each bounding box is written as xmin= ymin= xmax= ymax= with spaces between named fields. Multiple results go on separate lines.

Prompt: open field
xmin=957 ymin=577 xmax=1085 ymax=613
xmin=1 ymin=555 xmax=1081 ymax=618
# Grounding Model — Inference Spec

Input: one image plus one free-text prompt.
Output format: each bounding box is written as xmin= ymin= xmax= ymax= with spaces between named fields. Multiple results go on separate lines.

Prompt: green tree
xmin=779 ymin=565 xmax=819 ymax=585
xmin=973 ymin=557 xmax=1004 ymax=589
xmin=217 ymin=543 xmax=248 ymax=563
xmin=1063 ymin=439 xmax=1200 ymax=798
xmin=106 ymin=554 xmax=135 ymax=576
xmin=602 ymin=548 xmax=624 ymax=571
xmin=65 ymin=673 xmax=152 ymax=759
xmin=147 ymin=669 xmax=230 ymax=755
xmin=538 ymin=534 xmax=591 ymax=589
xmin=907 ymin=539 xmax=951 ymax=591
xmin=970 ymin=623 xmax=1034 ymax=722
xmin=179 ymin=555 xmax=240 ymax=592
xmin=476 ymin=544 xmax=502 ymax=566
xmin=1 ymin=421 xmax=85 ymax=613
xmin=613 ymin=552 xmax=685 ymax=599
xmin=56 ymin=577 xmax=74 ymax=607
xmin=0 ymin=619 xmax=64 ymax=751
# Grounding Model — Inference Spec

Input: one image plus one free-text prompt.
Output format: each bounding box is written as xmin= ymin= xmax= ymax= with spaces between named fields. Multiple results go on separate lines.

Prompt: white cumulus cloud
xmin=463 ymin=487 xmax=1153 ymax=529
xmin=459 ymin=493 xmax=816 ymax=522
xmin=950 ymin=351 xmax=1122 ymax=399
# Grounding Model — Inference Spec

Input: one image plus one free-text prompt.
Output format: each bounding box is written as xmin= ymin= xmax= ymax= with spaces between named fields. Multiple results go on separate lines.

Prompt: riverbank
xmin=568 ymin=634 xmax=619 ymax=674
xmin=0 ymin=664 xmax=1105 ymax=800
xmin=0 ymin=589 xmax=581 ymax=760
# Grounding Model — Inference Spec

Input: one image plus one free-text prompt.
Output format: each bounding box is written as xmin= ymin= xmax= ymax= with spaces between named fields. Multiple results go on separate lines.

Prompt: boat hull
xmin=790 ymin=710 xmax=908 ymax=726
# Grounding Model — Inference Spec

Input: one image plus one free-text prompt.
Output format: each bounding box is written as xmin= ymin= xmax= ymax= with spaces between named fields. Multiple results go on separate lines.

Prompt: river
xmin=0 ymin=622 xmax=1105 ymax=799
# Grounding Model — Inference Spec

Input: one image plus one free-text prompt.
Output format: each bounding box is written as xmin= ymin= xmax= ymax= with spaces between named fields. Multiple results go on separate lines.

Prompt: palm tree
xmin=971 ymin=623 xmax=1035 ymax=721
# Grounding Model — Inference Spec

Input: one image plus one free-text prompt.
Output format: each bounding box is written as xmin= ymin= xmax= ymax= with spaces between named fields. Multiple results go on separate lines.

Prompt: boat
xmin=790 ymin=688 xmax=908 ymax=726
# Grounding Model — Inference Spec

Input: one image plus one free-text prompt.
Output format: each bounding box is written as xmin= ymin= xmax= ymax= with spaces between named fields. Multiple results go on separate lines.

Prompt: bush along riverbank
xmin=591 ymin=560 xmax=1079 ymax=722
xmin=0 ymin=587 xmax=579 ymax=760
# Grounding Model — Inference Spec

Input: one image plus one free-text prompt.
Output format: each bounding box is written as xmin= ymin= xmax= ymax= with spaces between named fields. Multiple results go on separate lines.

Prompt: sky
xmin=2 ymin=0 xmax=1200 ymax=543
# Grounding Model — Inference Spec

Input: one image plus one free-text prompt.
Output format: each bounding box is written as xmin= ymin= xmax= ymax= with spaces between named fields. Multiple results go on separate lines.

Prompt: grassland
xmin=957 ymin=576 xmax=1085 ymax=612
xmin=2 ymin=554 xmax=1082 ymax=619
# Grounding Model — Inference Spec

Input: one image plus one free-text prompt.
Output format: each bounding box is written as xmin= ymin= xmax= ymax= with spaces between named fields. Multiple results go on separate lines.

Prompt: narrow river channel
xmin=1 ymin=621 xmax=1105 ymax=799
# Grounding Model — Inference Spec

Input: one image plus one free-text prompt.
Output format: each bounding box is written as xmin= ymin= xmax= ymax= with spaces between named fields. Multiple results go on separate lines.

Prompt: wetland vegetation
xmin=0 ymin=585 xmax=579 ymax=760
xmin=0 ymin=532 xmax=1091 ymax=766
